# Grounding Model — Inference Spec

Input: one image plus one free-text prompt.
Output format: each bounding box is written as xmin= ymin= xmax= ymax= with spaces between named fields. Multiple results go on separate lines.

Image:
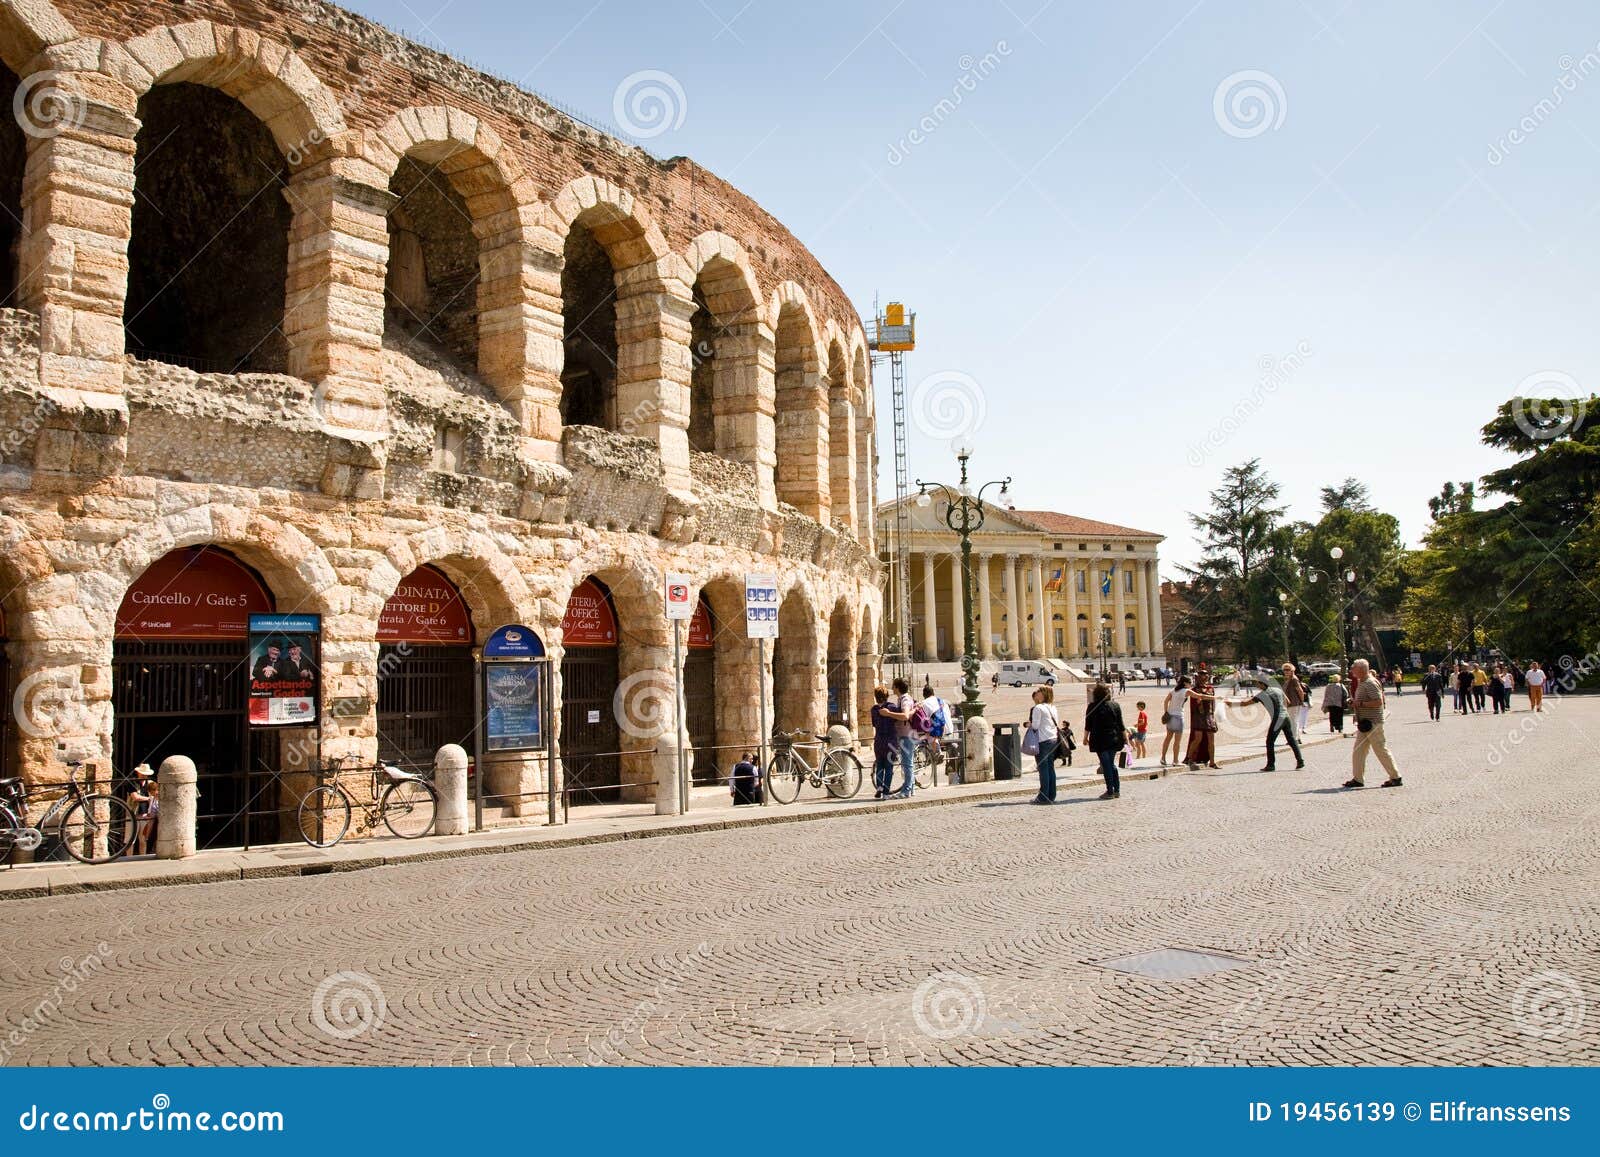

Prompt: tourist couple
xmin=1029 ymin=683 xmax=1125 ymax=804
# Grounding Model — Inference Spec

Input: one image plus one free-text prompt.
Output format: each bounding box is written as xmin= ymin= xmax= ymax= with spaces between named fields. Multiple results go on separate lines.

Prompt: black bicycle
xmin=0 ymin=760 xmax=136 ymax=865
xmin=296 ymin=755 xmax=438 ymax=847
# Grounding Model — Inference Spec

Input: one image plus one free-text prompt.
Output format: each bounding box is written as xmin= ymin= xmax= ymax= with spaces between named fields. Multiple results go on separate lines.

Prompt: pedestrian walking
xmin=1224 ymin=679 xmax=1304 ymax=772
xmin=1184 ymin=669 xmax=1220 ymax=769
xmin=1027 ymin=686 xmax=1062 ymax=805
xmin=1498 ymin=665 xmax=1515 ymax=712
xmin=1526 ymin=660 xmax=1546 ymax=711
xmin=1342 ymin=658 xmax=1402 ymax=789
xmin=1117 ymin=670 xmax=1127 ymax=696
xmin=1471 ymin=663 xmax=1489 ymax=712
xmin=1160 ymin=675 xmax=1190 ymax=767
xmin=1322 ymin=673 xmax=1348 ymax=733
xmin=1421 ymin=663 xmax=1444 ymax=722
xmin=1391 ymin=667 xmax=1403 ymax=695
xmin=1282 ymin=664 xmax=1311 ymax=734
xmin=1085 ymin=683 xmax=1128 ymax=800
xmin=1488 ymin=664 xmax=1507 ymax=714
xmin=869 ymin=686 xmax=895 ymax=799
xmin=1455 ymin=663 xmax=1475 ymax=714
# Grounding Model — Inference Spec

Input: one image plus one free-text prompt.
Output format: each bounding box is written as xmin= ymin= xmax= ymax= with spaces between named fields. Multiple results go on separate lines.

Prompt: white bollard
xmin=964 ymin=714 xmax=995 ymax=783
xmin=825 ymin=723 xmax=853 ymax=751
xmin=433 ymin=745 xmax=469 ymax=836
xmin=155 ymin=756 xmax=197 ymax=859
xmin=654 ymin=735 xmax=682 ymax=816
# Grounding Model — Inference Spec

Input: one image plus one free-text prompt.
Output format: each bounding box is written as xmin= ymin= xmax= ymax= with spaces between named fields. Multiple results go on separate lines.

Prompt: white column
xmin=920 ymin=552 xmax=938 ymax=662
xmin=1148 ymin=560 xmax=1165 ymax=660
xmin=976 ymin=553 xmax=994 ymax=660
xmin=1112 ymin=555 xmax=1127 ymax=657
xmin=1003 ymin=553 xmax=1020 ymax=658
xmin=1088 ymin=556 xmax=1103 ymax=660
xmin=1065 ymin=557 xmax=1079 ymax=657
xmin=948 ymin=553 xmax=963 ymax=661
xmin=1135 ymin=559 xmax=1151 ymax=655
xmin=1031 ymin=556 xmax=1047 ymax=659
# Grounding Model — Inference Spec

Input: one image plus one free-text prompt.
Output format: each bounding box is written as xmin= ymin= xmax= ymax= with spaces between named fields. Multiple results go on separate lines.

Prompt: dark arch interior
xmin=688 ymin=281 xmax=717 ymax=453
xmin=560 ymin=224 xmax=617 ymax=430
xmin=827 ymin=604 xmax=852 ymax=725
xmin=125 ymin=83 xmax=290 ymax=373
xmin=0 ymin=65 xmax=24 ymax=308
xmin=385 ymin=155 xmax=479 ymax=372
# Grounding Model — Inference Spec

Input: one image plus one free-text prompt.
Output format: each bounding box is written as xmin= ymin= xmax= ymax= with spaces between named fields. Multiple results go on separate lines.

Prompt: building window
xmin=1078 ymin=626 xmax=1089 ymax=650
xmin=1077 ymin=543 xmax=1086 ymax=551
xmin=1102 ymin=543 xmax=1111 ymax=551
xmin=1075 ymin=570 xmax=1086 ymax=593
xmin=1124 ymin=569 xmax=1135 ymax=594
xmin=1054 ymin=628 xmax=1064 ymax=649
xmin=1126 ymin=626 xmax=1137 ymax=650
xmin=1053 ymin=541 xmax=1062 ymax=550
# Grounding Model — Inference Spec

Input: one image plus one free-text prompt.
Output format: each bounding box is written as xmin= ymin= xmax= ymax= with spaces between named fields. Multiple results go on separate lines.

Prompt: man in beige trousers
xmin=1343 ymin=658 xmax=1403 ymax=789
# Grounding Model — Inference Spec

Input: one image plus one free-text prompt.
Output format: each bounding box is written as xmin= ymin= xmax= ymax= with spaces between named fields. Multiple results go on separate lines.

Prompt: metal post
xmin=758 ymin=637 xmax=769 ymax=807
xmin=674 ymin=618 xmax=687 ymax=816
xmin=473 ymin=653 xmax=485 ymax=832
xmin=546 ymin=657 xmax=560 ymax=827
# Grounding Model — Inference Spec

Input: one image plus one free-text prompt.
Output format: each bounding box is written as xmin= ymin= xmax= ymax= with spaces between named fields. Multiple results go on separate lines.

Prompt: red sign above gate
xmin=378 ymin=565 xmax=473 ymax=645
xmin=115 ymin=547 xmax=273 ymax=641
xmin=562 ymin=578 xmax=618 ymax=647
xmin=688 ymin=597 xmax=713 ymax=650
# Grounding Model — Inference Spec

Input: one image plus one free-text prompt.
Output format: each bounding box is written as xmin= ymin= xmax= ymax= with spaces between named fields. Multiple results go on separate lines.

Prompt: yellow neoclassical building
xmin=878 ymin=499 xmax=1166 ymax=670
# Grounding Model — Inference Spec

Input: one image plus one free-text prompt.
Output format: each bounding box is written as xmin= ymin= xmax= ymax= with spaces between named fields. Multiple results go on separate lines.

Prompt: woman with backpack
xmin=1027 ymin=685 xmax=1062 ymax=804
xmin=1085 ymin=683 xmax=1128 ymax=799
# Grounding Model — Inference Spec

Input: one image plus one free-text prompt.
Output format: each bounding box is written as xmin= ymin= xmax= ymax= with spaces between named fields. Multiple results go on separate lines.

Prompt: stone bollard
xmin=654 ymin=735 xmax=683 ymax=816
xmin=964 ymin=714 xmax=995 ymax=783
xmin=155 ymin=756 xmax=197 ymax=860
xmin=433 ymin=745 xmax=469 ymax=836
xmin=825 ymin=723 xmax=853 ymax=751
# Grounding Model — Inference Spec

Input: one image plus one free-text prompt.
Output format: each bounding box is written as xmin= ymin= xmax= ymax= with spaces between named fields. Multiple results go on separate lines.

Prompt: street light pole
xmin=916 ymin=443 xmax=1011 ymax=724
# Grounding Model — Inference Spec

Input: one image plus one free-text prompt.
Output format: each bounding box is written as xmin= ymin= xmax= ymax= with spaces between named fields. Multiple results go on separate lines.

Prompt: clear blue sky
xmin=343 ymin=0 xmax=1600 ymax=567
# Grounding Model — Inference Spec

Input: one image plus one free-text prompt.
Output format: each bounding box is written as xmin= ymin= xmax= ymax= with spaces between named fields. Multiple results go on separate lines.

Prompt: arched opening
xmin=687 ymin=282 xmax=717 ymax=453
xmin=560 ymin=224 xmax=617 ymax=430
xmin=113 ymin=546 xmax=279 ymax=850
xmin=1076 ymin=613 xmax=1089 ymax=657
xmin=827 ymin=600 xmax=853 ymax=727
xmin=384 ymin=155 xmax=481 ymax=372
xmin=682 ymin=593 xmax=719 ymax=785
xmin=0 ymin=64 xmax=25 ymax=307
xmin=560 ymin=576 xmax=621 ymax=804
xmin=771 ymin=589 xmax=818 ymax=736
xmin=774 ymin=302 xmax=821 ymax=513
xmin=826 ymin=340 xmax=850 ymax=529
xmin=377 ymin=565 xmax=476 ymax=774
xmin=125 ymin=83 xmax=290 ymax=372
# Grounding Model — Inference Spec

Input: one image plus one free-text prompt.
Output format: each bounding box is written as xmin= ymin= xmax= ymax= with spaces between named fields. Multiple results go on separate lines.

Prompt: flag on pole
xmin=1101 ymin=564 xmax=1115 ymax=597
xmin=1045 ymin=567 xmax=1064 ymax=592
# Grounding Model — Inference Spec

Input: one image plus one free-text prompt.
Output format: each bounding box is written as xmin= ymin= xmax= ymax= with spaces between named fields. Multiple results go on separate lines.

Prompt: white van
xmin=998 ymin=660 xmax=1059 ymax=687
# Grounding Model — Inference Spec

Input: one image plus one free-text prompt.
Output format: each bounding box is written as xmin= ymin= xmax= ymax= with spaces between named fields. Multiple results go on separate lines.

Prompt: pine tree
xmin=1171 ymin=460 xmax=1286 ymax=665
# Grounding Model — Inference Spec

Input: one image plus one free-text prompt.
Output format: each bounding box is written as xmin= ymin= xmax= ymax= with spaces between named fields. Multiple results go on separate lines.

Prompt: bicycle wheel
xmin=765 ymin=750 xmax=802 ymax=805
xmin=57 ymin=794 xmax=135 ymax=864
xmin=822 ymin=749 xmax=864 ymax=799
xmin=915 ymin=749 xmax=935 ymax=790
xmin=297 ymin=785 xmax=351 ymax=848
xmin=381 ymin=778 xmax=437 ymax=839
xmin=0 ymin=802 xmax=18 ymax=864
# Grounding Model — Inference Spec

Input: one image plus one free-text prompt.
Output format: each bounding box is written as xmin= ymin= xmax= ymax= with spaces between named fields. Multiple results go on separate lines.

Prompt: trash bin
xmin=992 ymin=721 xmax=1022 ymax=780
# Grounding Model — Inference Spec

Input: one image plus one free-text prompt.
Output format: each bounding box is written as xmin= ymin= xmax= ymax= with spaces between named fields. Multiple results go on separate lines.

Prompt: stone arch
xmin=367 ymin=106 xmax=531 ymax=386
xmin=850 ymin=329 xmax=873 ymax=542
xmin=769 ymin=282 xmax=828 ymax=521
xmin=684 ymin=232 xmax=771 ymax=500
xmin=120 ymin=22 xmax=346 ymax=159
xmin=772 ymin=577 xmax=822 ymax=736
xmin=0 ymin=0 xmax=72 ymax=73
xmin=368 ymin=527 xmax=533 ymax=642
xmin=824 ymin=327 xmax=856 ymax=536
xmin=550 ymin=176 xmax=691 ymax=495
xmin=826 ymin=594 xmax=856 ymax=727
xmin=696 ymin=572 xmax=762 ymax=777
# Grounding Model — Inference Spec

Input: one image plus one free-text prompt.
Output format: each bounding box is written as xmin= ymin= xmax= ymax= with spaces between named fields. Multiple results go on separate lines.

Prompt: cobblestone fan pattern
xmin=2 ymin=695 xmax=1597 ymax=1066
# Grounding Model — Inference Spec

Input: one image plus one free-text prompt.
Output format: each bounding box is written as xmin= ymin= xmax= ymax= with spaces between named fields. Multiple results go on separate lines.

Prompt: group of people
xmin=1418 ymin=660 xmax=1547 ymax=720
xmin=1025 ymin=682 xmax=1125 ymax=804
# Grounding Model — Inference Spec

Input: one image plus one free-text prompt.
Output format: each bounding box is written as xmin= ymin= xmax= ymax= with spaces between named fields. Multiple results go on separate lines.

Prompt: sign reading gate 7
xmin=744 ymin=573 xmax=779 ymax=639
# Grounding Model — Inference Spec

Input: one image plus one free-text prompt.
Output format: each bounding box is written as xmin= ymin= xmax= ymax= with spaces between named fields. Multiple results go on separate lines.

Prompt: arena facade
xmin=0 ymin=0 xmax=880 ymax=844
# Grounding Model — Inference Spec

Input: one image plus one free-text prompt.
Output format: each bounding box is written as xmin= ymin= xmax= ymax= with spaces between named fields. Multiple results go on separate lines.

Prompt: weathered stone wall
xmin=0 ymin=0 xmax=882 ymax=833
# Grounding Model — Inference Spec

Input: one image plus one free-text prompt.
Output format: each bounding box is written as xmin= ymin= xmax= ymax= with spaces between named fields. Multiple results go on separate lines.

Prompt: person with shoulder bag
xmin=1025 ymin=685 xmax=1062 ymax=804
xmin=1084 ymin=682 xmax=1127 ymax=800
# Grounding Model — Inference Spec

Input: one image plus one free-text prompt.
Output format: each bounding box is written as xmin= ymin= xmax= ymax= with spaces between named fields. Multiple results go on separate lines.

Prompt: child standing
xmin=1059 ymin=721 xmax=1077 ymax=766
xmin=1132 ymin=701 xmax=1149 ymax=760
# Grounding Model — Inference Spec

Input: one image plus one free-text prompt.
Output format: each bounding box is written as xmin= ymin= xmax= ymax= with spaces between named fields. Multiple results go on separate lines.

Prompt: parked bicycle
xmin=765 ymin=730 xmax=863 ymax=804
xmin=296 ymin=755 xmax=438 ymax=847
xmin=0 ymin=759 xmax=136 ymax=865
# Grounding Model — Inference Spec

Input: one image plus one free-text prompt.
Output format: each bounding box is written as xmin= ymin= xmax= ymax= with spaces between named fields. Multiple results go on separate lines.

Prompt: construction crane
xmin=867 ymin=301 xmax=916 ymax=682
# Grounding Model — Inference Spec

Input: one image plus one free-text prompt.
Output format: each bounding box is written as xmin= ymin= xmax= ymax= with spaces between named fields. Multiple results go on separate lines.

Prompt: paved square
xmin=1 ymin=692 xmax=1596 ymax=1066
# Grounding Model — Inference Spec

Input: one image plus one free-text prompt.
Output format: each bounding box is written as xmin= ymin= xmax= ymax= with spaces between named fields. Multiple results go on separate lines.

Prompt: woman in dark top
xmin=1084 ymin=683 xmax=1128 ymax=800
xmin=869 ymin=685 xmax=896 ymax=799
xmin=1184 ymin=671 xmax=1220 ymax=769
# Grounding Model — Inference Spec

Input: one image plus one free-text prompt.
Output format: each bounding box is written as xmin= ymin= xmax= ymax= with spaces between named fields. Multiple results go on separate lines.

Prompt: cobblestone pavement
xmin=3 ymin=692 xmax=1597 ymax=1066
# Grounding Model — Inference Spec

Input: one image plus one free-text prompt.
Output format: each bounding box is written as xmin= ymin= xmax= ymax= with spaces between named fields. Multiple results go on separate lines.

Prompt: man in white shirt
xmin=1526 ymin=661 xmax=1546 ymax=711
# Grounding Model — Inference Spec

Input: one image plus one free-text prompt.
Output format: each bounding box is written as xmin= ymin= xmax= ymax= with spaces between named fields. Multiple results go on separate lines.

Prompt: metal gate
xmin=0 ymin=633 xmax=9 ymax=784
xmin=377 ymin=643 xmax=475 ymax=774
xmin=684 ymin=646 xmax=717 ymax=785
xmin=827 ymin=657 xmax=850 ymax=726
xmin=112 ymin=639 xmax=280 ymax=849
xmin=560 ymin=646 xmax=621 ymax=804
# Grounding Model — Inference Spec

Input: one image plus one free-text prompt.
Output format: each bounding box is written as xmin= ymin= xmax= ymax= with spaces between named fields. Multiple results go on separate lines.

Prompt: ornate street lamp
xmin=1099 ymin=613 xmax=1112 ymax=682
xmin=915 ymin=440 xmax=1011 ymax=723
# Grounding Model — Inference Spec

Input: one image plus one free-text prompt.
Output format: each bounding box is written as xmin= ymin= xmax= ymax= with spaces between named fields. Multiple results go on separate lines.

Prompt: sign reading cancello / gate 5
xmin=246 ymin=614 xmax=321 ymax=726
xmin=483 ymin=625 xmax=545 ymax=752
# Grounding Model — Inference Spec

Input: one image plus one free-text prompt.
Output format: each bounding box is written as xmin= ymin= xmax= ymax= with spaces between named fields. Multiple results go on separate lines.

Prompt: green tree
xmin=1172 ymin=459 xmax=1286 ymax=665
